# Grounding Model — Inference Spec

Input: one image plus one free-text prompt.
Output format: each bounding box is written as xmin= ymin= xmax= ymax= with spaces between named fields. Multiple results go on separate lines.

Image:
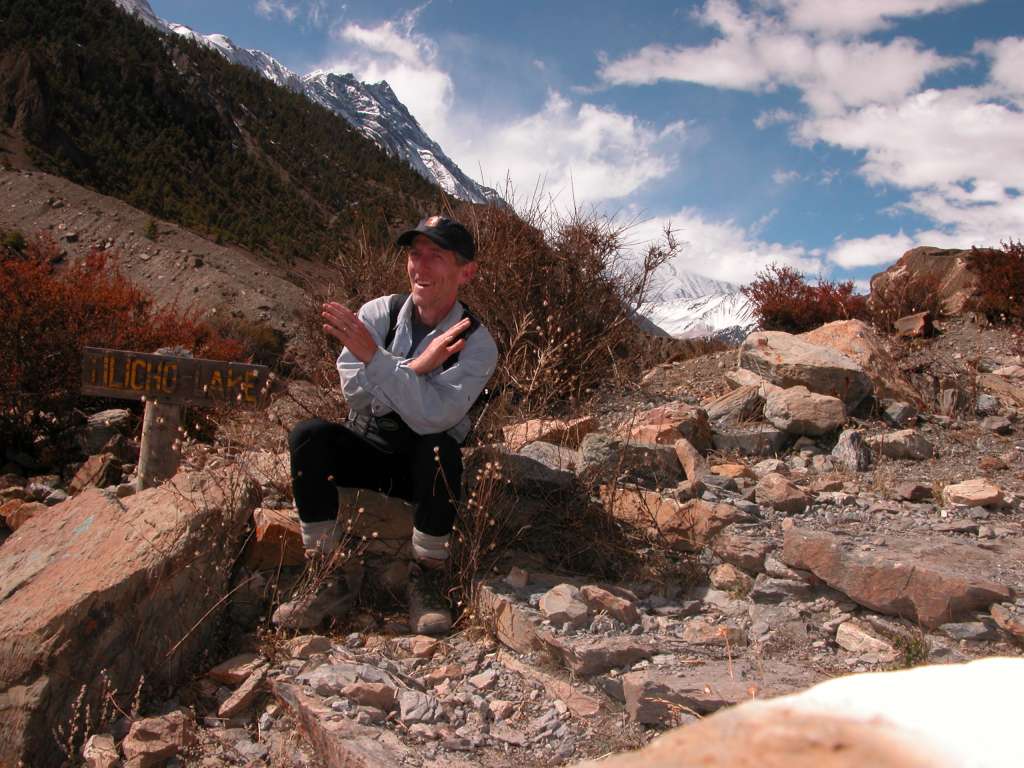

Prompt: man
xmin=274 ymin=216 xmax=498 ymax=634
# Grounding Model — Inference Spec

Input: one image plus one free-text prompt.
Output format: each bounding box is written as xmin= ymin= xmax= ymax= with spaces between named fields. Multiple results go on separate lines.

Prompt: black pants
xmin=288 ymin=418 xmax=462 ymax=537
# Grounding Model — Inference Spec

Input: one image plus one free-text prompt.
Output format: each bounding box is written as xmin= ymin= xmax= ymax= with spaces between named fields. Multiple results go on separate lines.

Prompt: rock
xmin=975 ymin=394 xmax=1001 ymax=416
xmin=739 ymin=330 xmax=873 ymax=409
xmin=621 ymin=660 xmax=806 ymax=725
xmin=673 ymin=438 xmax=708 ymax=481
xmin=0 ymin=499 xmax=45 ymax=531
xmin=711 ymin=424 xmax=789 ymax=457
xmin=121 ymin=709 xmax=197 ymax=767
xmin=554 ymin=635 xmax=655 ymax=676
xmin=868 ymin=429 xmax=934 ymax=460
xmin=499 ymin=451 xmax=576 ymax=497
xmin=243 ymin=507 xmax=305 ymax=569
xmin=703 ymin=386 xmax=765 ymax=426
xmin=980 ymin=416 xmax=1012 ymax=435
xmin=601 ymin=486 xmax=750 ymax=551
xmin=398 ymin=690 xmax=442 ymax=724
xmin=504 ymin=566 xmax=529 ymax=590
xmin=764 ymin=386 xmax=846 ymax=436
xmin=489 ymin=699 xmax=516 ymax=720
xmin=539 ymin=584 xmax=589 ymax=629
xmin=102 ymin=433 xmax=140 ymax=464
xmin=503 ymin=416 xmax=596 ymax=451
xmin=943 ymin=479 xmax=1003 ymax=507
xmin=469 ymin=668 xmax=499 ymax=690
xmin=0 ymin=470 xmax=258 ymax=767
xmin=977 ymin=373 xmax=1024 ymax=410
xmin=578 ymin=434 xmax=683 ymax=489
xmin=682 ymin=617 xmax=746 ymax=646
xmin=749 ymin=575 xmax=813 ymax=604
xmin=835 ymin=620 xmax=898 ymax=662
xmin=781 ymin=527 xmax=1013 ymax=628
xmin=711 ymin=529 xmax=772 ymax=573
xmin=894 ymin=311 xmax=933 ymax=338
xmin=43 ymin=489 xmax=68 ymax=506
xmin=286 ymin=635 xmax=332 ymax=659
xmin=341 ymin=682 xmax=397 ymax=711
xmin=581 ymin=584 xmax=640 ymax=624
xmin=297 ymin=662 xmax=403 ymax=698
xmin=621 ymin=402 xmax=713 ymax=452
xmin=939 ymin=620 xmax=998 ymax=642
xmin=68 ymin=453 xmax=122 ymax=495
xmin=870 ymin=245 xmax=988 ymax=316
xmin=830 ymin=428 xmax=872 ymax=472
xmin=709 ymin=563 xmax=753 ymax=593
xmin=755 ymin=473 xmax=809 ymax=514
xmin=82 ymin=733 xmax=119 ymax=768
xmin=990 ymin=604 xmax=1024 ymax=639
xmin=881 ymin=400 xmax=918 ymax=428
xmin=894 ymin=481 xmax=933 ymax=502
xmin=725 ymin=367 xmax=777 ymax=390
xmin=800 ymin=320 xmax=920 ymax=405
xmin=218 ymin=664 xmax=268 ymax=718
xmin=79 ymin=409 xmax=133 ymax=455
xmin=711 ymin=463 xmax=754 ymax=479
xmin=209 ymin=653 xmax=265 ymax=685
xmin=518 ymin=441 xmax=581 ymax=473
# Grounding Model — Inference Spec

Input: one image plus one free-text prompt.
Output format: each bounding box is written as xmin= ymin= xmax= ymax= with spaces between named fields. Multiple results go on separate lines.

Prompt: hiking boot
xmin=272 ymin=568 xmax=360 ymax=629
xmin=407 ymin=560 xmax=452 ymax=635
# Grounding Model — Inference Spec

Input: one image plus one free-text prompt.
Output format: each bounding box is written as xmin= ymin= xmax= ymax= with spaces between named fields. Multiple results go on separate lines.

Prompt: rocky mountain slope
xmin=112 ymin=0 xmax=496 ymax=205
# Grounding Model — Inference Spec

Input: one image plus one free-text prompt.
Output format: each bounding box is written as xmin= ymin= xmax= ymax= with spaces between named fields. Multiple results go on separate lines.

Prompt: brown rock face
xmin=601 ymin=486 xmax=749 ymax=551
xmin=243 ymin=507 xmax=306 ymax=569
xmin=869 ymin=245 xmax=996 ymax=317
xmin=942 ymin=478 xmax=1003 ymax=507
xmin=621 ymin=402 xmax=713 ymax=452
xmin=121 ymin=709 xmax=198 ymax=767
xmin=755 ymin=473 xmax=810 ymax=514
xmin=894 ymin=311 xmax=934 ymax=338
xmin=68 ymin=452 xmax=122 ymax=494
xmin=739 ymin=331 xmax=873 ymax=409
xmin=781 ymin=528 xmax=1013 ymax=628
xmin=502 ymin=416 xmax=596 ymax=451
xmin=711 ymin=529 xmax=772 ymax=573
xmin=764 ymin=386 xmax=846 ymax=436
xmin=0 ymin=470 xmax=258 ymax=767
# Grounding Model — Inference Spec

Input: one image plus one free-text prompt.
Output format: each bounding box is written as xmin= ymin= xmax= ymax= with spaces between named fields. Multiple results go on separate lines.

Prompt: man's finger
xmin=323 ymin=323 xmax=347 ymax=343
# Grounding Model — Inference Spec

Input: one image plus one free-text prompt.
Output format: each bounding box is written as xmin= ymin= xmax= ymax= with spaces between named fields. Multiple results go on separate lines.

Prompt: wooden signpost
xmin=81 ymin=346 xmax=275 ymax=490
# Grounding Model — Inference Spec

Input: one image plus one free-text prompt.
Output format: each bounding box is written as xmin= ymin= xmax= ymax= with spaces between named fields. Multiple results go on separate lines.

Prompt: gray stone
xmin=980 ymin=416 xmax=1012 ymax=435
xmin=939 ymin=620 xmax=998 ymax=641
xmin=976 ymin=394 xmax=1001 ymax=416
xmin=518 ymin=441 xmax=581 ymax=473
xmin=868 ymin=429 xmax=934 ymax=460
xmin=881 ymin=400 xmax=918 ymax=428
xmin=749 ymin=574 xmax=814 ymax=604
xmin=539 ymin=584 xmax=589 ymax=629
xmin=711 ymin=425 xmax=789 ymax=457
xmin=578 ymin=433 xmax=683 ymax=489
xmin=79 ymin=409 xmax=133 ymax=455
xmin=500 ymin=452 xmax=575 ymax=497
xmin=831 ymin=429 xmax=872 ymax=471
xmin=398 ymin=690 xmax=443 ymax=724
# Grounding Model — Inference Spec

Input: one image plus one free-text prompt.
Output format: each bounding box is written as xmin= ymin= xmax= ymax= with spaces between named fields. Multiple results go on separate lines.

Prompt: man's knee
xmin=289 ymin=418 xmax=333 ymax=457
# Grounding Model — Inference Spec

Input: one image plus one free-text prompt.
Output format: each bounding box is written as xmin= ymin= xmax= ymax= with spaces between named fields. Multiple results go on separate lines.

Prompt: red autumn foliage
xmin=970 ymin=240 xmax=1024 ymax=325
xmin=0 ymin=232 xmax=243 ymax=455
xmin=741 ymin=263 xmax=869 ymax=334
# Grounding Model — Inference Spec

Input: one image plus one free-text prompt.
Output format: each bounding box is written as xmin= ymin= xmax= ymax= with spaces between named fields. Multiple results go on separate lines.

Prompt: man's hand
xmin=322 ymin=302 xmax=378 ymax=364
xmin=408 ymin=318 xmax=471 ymax=375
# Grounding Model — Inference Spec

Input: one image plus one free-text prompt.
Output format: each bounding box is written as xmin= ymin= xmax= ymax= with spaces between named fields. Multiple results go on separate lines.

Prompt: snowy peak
xmin=111 ymin=0 xmax=494 ymax=204
xmin=641 ymin=266 xmax=753 ymax=340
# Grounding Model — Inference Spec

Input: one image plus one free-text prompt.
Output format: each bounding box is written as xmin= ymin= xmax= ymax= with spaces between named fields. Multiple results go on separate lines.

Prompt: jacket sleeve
xmin=336 ymin=297 xmax=390 ymax=411
xmin=362 ymin=326 xmax=499 ymax=434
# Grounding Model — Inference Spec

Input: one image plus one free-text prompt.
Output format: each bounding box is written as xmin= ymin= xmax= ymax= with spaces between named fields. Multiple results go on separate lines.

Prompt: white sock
xmin=300 ymin=519 xmax=342 ymax=554
xmin=411 ymin=527 xmax=450 ymax=562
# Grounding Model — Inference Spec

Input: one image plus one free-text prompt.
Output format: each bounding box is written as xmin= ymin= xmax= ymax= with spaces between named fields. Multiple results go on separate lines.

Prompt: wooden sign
xmin=81 ymin=347 xmax=273 ymax=407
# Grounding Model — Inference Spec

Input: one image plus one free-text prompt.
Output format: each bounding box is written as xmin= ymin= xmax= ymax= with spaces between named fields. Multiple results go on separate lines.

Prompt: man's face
xmin=406 ymin=234 xmax=475 ymax=314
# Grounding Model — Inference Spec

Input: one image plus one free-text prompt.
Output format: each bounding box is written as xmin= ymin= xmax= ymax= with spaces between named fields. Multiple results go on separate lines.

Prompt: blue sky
xmin=147 ymin=0 xmax=1024 ymax=288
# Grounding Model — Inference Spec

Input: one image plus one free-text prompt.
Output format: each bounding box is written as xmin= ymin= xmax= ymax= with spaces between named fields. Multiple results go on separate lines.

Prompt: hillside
xmin=0 ymin=0 xmax=445 ymax=263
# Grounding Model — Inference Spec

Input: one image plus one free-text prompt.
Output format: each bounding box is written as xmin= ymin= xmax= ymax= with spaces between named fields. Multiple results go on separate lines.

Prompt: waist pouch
xmin=349 ymin=412 xmax=417 ymax=454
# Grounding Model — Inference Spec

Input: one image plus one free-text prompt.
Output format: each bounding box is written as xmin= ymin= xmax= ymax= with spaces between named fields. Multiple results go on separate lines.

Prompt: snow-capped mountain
xmin=112 ymin=0 xmax=494 ymax=204
xmin=641 ymin=265 xmax=754 ymax=341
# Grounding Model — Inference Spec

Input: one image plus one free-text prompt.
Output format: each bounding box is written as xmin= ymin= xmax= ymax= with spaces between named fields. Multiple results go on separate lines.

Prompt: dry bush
xmin=741 ymin=263 xmax=868 ymax=333
xmin=868 ymin=271 xmax=944 ymax=332
xmin=970 ymin=240 xmax=1024 ymax=325
xmin=0 ymin=232 xmax=244 ymax=458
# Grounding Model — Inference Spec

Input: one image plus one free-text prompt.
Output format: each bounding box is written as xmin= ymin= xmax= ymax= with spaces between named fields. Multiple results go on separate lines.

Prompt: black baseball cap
xmin=396 ymin=216 xmax=476 ymax=261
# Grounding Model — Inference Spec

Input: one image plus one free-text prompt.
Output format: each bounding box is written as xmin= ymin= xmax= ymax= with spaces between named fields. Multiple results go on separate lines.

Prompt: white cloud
xmin=766 ymin=0 xmax=985 ymax=36
xmin=629 ymin=208 xmax=823 ymax=286
xmin=255 ymin=0 xmax=297 ymax=23
xmin=772 ymin=169 xmax=801 ymax=185
xmin=829 ymin=232 xmax=915 ymax=268
xmin=754 ymin=108 xmax=798 ymax=129
xmin=468 ymin=92 xmax=687 ymax=204
xmin=255 ymin=0 xmax=338 ymax=26
xmin=599 ymin=0 xmax=961 ymax=115
xmin=976 ymin=37 xmax=1024 ymax=100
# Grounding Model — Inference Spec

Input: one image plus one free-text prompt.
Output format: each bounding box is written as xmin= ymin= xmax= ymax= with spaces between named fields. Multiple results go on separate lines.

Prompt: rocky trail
xmin=2 ymin=301 xmax=1024 ymax=765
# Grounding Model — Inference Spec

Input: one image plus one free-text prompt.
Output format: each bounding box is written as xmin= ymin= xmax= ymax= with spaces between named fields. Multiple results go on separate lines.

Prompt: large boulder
xmin=764 ymin=386 xmax=846 ymax=436
xmin=578 ymin=434 xmax=684 ymax=489
xmin=781 ymin=528 xmax=1014 ymax=628
xmin=869 ymin=245 xmax=1000 ymax=317
xmin=739 ymin=331 xmax=873 ymax=409
xmin=799 ymin=320 xmax=922 ymax=405
xmin=619 ymin=403 xmax=713 ymax=453
xmin=868 ymin=429 xmax=934 ymax=461
xmin=0 ymin=469 xmax=259 ymax=767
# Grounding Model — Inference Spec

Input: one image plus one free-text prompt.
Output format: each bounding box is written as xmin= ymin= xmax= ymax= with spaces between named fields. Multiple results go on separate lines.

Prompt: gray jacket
xmin=336 ymin=294 xmax=499 ymax=443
